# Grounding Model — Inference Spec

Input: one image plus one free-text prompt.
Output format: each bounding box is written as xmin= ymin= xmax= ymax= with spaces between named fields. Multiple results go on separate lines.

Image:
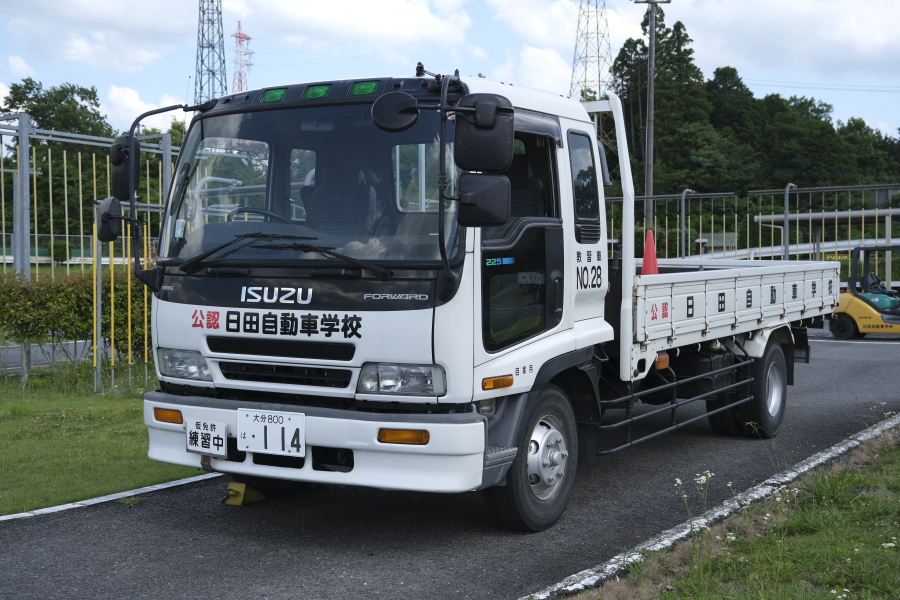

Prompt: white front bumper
xmin=145 ymin=396 xmax=486 ymax=493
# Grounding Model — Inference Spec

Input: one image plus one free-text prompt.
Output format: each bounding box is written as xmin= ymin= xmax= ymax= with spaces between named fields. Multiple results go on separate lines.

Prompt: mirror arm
xmin=437 ymin=73 xmax=462 ymax=300
xmin=125 ymin=103 xmax=187 ymax=291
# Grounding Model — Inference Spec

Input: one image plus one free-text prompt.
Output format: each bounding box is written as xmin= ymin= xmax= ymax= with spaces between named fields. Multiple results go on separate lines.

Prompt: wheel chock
xmin=221 ymin=482 xmax=267 ymax=506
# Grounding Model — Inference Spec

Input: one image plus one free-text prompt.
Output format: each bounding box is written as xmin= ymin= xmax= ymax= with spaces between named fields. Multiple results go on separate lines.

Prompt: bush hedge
xmin=0 ymin=269 xmax=152 ymax=365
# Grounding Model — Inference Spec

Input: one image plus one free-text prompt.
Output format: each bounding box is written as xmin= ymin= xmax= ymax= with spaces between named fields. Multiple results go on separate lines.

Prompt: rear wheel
xmin=737 ymin=340 xmax=787 ymax=438
xmin=707 ymin=388 xmax=746 ymax=436
xmin=231 ymin=474 xmax=315 ymax=498
xmin=483 ymin=385 xmax=578 ymax=531
xmin=831 ymin=316 xmax=856 ymax=340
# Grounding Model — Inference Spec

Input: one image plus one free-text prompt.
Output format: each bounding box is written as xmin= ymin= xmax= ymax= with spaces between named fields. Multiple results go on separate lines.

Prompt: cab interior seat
xmin=304 ymin=166 xmax=376 ymax=234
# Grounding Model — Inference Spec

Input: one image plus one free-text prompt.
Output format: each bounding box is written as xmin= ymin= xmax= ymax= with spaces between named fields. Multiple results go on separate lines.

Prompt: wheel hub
xmin=527 ymin=414 xmax=569 ymax=500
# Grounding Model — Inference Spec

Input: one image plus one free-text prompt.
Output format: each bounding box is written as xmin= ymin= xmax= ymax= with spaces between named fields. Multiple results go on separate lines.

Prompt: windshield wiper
xmin=178 ymin=233 xmax=317 ymax=273
xmin=250 ymin=242 xmax=391 ymax=279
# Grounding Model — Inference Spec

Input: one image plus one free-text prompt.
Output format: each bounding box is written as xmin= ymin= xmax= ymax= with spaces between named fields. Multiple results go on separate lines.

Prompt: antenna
xmin=570 ymin=0 xmax=618 ymax=180
xmin=194 ymin=0 xmax=227 ymax=104
xmin=231 ymin=21 xmax=254 ymax=93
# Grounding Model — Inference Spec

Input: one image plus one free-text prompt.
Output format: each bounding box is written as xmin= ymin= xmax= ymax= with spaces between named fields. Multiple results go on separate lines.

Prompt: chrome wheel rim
xmin=765 ymin=361 xmax=784 ymax=417
xmin=526 ymin=413 xmax=570 ymax=501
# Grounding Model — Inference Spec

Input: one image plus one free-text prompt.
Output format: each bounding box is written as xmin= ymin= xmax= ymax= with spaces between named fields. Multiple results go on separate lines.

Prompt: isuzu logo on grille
xmin=240 ymin=287 xmax=313 ymax=304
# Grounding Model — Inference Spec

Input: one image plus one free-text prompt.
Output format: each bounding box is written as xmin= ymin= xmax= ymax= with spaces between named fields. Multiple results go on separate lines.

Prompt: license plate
xmin=237 ymin=409 xmax=306 ymax=458
xmin=185 ymin=418 xmax=228 ymax=458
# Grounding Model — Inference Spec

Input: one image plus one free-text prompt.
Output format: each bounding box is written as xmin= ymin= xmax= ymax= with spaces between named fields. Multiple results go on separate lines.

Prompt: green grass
xmin=0 ymin=372 xmax=200 ymax=516
xmin=567 ymin=432 xmax=900 ymax=600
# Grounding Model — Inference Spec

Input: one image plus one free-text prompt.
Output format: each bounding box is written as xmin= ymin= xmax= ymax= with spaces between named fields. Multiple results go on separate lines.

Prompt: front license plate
xmin=237 ymin=409 xmax=305 ymax=458
xmin=185 ymin=418 xmax=228 ymax=458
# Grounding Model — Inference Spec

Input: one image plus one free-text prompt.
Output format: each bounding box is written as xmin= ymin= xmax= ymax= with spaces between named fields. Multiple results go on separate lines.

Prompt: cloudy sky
xmin=0 ymin=0 xmax=898 ymax=136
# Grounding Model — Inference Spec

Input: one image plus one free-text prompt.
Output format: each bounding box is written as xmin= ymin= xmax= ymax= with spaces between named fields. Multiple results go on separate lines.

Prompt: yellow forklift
xmin=832 ymin=244 xmax=900 ymax=339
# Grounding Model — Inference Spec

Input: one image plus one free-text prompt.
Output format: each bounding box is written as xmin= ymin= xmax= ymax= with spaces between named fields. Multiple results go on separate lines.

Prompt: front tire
xmin=737 ymin=339 xmax=787 ymax=438
xmin=483 ymin=385 xmax=578 ymax=531
xmin=831 ymin=316 xmax=856 ymax=340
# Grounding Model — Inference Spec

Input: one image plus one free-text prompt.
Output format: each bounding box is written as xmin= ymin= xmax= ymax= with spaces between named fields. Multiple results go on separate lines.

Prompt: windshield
xmin=159 ymin=104 xmax=461 ymax=267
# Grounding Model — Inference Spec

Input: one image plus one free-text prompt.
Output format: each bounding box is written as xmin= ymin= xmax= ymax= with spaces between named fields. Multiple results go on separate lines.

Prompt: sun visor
xmin=513 ymin=109 xmax=563 ymax=147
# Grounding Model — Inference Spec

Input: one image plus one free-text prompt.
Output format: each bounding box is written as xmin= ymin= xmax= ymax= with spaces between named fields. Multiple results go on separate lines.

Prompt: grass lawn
xmin=565 ymin=427 xmax=900 ymax=600
xmin=0 ymin=373 xmax=201 ymax=516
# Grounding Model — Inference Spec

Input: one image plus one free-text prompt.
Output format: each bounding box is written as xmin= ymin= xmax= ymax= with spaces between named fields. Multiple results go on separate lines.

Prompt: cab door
xmin=477 ymin=132 xmax=565 ymax=357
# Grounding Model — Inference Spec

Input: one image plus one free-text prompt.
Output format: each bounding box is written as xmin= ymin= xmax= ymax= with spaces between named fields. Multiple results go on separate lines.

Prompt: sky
xmin=0 ymin=0 xmax=898 ymax=137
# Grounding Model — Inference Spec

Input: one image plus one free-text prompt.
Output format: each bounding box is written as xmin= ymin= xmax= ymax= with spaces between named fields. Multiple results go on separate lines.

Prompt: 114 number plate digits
xmin=237 ymin=409 xmax=306 ymax=458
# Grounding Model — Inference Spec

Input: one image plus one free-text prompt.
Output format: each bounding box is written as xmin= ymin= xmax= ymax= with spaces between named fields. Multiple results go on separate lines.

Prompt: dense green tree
xmin=1 ymin=78 xmax=113 ymax=137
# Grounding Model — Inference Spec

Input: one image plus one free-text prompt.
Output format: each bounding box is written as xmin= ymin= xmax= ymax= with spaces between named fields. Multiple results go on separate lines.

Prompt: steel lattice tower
xmin=570 ymin=0 xmax=618 ymax=179
xmin=231 ymin=21 xmax=253 ymax=93
xmin=194 ymin=0 xmax=227 ymax=104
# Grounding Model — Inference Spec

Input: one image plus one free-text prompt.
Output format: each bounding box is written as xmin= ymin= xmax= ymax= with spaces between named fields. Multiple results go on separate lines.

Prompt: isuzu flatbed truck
xmin=99 ymin=65 xmax=839 ymax=531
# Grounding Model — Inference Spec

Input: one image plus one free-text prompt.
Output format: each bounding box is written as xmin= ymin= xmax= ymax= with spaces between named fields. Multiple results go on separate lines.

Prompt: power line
xmin=745 ymin=79 xmax=900 ymax=93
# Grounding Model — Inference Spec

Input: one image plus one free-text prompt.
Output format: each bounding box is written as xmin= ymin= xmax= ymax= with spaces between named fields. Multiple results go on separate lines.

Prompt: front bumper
xmin=144 ymin=391 xmax=489 ymax=493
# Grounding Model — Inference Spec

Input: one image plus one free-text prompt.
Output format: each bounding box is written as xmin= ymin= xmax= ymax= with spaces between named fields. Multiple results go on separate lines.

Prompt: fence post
xmin=94 ymin=206 xmax=102 ymax=393
xmin=14 ymin=114 xmax=32 ymax=383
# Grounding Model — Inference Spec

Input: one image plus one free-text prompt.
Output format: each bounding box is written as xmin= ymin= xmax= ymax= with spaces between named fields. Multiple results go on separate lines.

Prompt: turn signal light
xmin=482 ymin=375 xmax=514 ymax=391
xmin=655 ymin=352 xmax=670 ymax=370
xmin=377 ymin=429 xmax=430 ymax=445
xmin=154 ymin=408 xmax=183 ymax=424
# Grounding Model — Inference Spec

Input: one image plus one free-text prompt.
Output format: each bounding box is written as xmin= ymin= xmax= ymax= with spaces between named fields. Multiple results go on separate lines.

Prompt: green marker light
xmin=260 ymin=88 xmax=287 ymax=103
xmin=302 ymin=85 xmax=331 ymax=100
xmin=348 ymin=81 xmax=379 ymax=97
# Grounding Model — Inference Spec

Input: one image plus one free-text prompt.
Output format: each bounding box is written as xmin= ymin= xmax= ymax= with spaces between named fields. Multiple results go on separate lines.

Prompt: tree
xmin=0 ymin=78 xmax=113 ymax=137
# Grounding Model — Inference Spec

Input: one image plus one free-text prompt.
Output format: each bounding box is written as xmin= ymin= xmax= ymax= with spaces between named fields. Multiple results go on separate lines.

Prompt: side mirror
xmin=109 ymin=134 xmax=140 ymax=201
xmin=371 ymin=91 xmax=420 ymax=132
xmin=97 ymin=196 xmax=122 ymax=242
xmin=457 ymin=173 xmax=510 ymax=228
xmin=454 ymin=93 xmax=514 ymax=172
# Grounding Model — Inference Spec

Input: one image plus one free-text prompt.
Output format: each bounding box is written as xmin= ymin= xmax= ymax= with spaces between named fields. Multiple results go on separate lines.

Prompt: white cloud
xmin=491 ymin=45 xmax=572 ymax=96
xmin=102 ymin=85 xmax=184 ymax=132
xmin=2 ymin=1 xmax=194 ymax=71
xmin=0 ymin=81 xmax=10 ymax=104
xmin=8 ymin=55 xmax=36 ymax=78
xmin=486 ymin=0 xmax=579 ymax=52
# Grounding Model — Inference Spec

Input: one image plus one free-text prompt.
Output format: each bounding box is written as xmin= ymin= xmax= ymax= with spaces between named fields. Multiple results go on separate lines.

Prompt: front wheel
xmin=483 ymin=385 xmax=578 ymax=531
xmin=737 ymin=339 xmax=787 ymax=438
xmin=830 ymin=316 xmax=856 ymax=340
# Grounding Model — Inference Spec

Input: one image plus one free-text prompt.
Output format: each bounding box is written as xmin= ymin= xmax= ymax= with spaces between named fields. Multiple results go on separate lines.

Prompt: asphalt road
xmin=2 ymin=331 xmax=899 ymax=600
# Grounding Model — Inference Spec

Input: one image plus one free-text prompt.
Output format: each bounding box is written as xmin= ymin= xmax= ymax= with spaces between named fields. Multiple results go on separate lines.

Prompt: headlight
xmin=158 ymin=348 xmax=212 ymax=381
xmin=357 ymin=363 xmax=445 ymax=396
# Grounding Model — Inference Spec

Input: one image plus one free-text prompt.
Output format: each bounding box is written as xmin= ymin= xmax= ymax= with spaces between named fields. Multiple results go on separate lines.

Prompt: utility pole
xmin=633 ymin=0 xmax=670 ymax=229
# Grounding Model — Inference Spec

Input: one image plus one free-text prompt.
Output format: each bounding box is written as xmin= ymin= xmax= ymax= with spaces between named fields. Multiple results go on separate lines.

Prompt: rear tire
xmin=737 ymin=340 xmax=787 ymax=438
xmin=830 ymin=317 xmax=856 ymax=340
xmin=231 ymin=474 xmax=315 ymax=498
xmin=483 ymin=385 xmax=578 ymax=531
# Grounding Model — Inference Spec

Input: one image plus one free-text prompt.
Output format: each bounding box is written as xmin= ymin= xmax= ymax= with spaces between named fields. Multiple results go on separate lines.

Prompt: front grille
xmin=218 ymin=362 xmax=352 ymax=388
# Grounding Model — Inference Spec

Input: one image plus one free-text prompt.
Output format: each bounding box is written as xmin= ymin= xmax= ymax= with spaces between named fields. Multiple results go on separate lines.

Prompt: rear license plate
xmin=185 ymin=418 xmax=228 ymax=458
xmin=237 ymin=409 xmax=305 ymax=458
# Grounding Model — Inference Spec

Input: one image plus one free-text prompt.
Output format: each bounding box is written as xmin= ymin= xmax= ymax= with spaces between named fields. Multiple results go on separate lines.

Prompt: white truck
xmin=98 ymin=65 xmax=838 ymax=531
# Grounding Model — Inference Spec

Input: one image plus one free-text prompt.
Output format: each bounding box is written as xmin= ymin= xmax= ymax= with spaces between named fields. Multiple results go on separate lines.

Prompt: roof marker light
xmin=348 ymin=81 xmax=380 ymax=97
xmin=302 ymin=84 xmax=331 ymax=100
xmin=260 ymin=88 xmax=287 ymax=103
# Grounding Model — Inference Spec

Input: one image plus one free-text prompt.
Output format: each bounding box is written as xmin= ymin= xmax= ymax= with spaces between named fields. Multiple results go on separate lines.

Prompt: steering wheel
xmin=227 ymin=206 xmax=293 ymax=224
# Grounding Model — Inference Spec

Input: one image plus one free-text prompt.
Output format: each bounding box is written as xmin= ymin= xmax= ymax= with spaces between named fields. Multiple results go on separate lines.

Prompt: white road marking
xmin=520 ymin=412 xmax=900 ymax=600
xmin=0 ymin=473 xmax=223 ymax=522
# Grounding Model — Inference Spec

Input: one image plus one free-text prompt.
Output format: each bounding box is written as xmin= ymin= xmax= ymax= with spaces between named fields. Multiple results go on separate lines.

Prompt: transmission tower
xmin=570 ymin=0 xmax=618 ymax=180
xmin=231 ymin=21 xmax=253 ymax=93
xmin=194 ymin=0 xmax=227 ymax=104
